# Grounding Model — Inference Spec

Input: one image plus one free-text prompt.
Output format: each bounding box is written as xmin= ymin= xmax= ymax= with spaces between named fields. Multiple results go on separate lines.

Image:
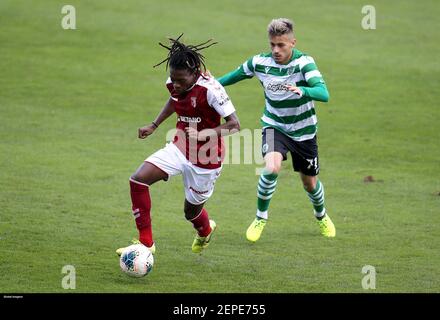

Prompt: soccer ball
xmin=119 ymin=244 xmax=154 ymax=277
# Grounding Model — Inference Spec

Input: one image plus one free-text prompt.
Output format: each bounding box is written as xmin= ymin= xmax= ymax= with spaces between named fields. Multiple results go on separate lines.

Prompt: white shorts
xmin=145 ymin=142 xmax=222 ymax=205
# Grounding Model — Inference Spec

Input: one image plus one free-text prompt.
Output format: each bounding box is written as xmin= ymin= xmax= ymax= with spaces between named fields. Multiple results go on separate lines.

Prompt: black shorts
xmin=262 ymin=127 xmax=320 ymax=176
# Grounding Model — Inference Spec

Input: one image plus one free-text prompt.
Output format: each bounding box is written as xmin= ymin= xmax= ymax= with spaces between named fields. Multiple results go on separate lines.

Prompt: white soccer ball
xmin=119 ymin=244 xmax=154 ymax=277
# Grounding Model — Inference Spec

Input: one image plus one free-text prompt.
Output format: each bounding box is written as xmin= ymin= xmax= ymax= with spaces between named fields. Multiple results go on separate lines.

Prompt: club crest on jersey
xmin=190 ymin=96 xmax=197 ymax=108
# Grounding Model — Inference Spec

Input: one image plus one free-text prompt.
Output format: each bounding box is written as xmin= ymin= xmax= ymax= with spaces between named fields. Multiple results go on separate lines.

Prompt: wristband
xmin=152 ymin=121 xmax=158 ymax=129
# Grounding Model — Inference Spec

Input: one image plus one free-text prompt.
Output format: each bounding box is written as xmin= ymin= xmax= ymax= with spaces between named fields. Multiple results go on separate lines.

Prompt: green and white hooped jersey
xmin=241 ymin=49 xmax=324 ymax=141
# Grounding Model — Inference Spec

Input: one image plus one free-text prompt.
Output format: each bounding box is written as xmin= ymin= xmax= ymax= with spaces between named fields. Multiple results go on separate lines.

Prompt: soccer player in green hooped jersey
xmin=218 ymin=18 xmax=336 ymax=241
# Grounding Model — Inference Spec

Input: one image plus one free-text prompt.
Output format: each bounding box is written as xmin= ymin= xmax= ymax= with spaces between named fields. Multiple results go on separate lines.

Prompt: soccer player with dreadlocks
xmin=116 ymin=35 xmax=240 ymax=255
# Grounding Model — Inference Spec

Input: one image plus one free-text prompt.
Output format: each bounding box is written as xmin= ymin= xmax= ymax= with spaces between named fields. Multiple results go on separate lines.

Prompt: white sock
xmin=314 ymin=208 xmax=326 ymax=219
xmin=256 ymin=209 xmax=268 ymax=220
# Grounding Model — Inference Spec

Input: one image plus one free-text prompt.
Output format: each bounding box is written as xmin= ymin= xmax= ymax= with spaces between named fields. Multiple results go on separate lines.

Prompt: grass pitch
xmin=0 ymin=0 xmax=439 ymax=293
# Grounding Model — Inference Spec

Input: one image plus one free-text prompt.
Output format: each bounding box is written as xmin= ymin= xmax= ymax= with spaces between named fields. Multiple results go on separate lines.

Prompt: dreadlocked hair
xmin=153 ymin=34 xmax=217 ymax=74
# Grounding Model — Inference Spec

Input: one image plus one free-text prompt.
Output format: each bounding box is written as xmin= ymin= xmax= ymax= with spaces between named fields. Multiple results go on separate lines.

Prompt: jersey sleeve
xmin=206 ymin=79 xmax=236 ymax=118
xmin=217 ymin=56 xmax=255 ymax=86
xmin=298 ymin=56 xmax=329 ymax=102
xmin=241 ymin=56 xmax=256 ymax=77
xmin=299 ymin=56 xmax=325 ymax=86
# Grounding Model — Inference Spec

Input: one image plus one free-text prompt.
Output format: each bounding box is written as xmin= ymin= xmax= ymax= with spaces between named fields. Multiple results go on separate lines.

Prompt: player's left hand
xmin=285 ymin=84 xmax=303 ymax=97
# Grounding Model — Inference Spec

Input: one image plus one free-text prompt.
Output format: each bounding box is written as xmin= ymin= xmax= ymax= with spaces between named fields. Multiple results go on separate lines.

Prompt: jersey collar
xmin=282 ymin=48 xmax=302 ymax=65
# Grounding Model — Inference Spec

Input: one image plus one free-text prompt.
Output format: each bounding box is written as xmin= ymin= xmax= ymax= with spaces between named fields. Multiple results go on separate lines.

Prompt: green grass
xmin=0 ymin=0 xmax=439 ymax=293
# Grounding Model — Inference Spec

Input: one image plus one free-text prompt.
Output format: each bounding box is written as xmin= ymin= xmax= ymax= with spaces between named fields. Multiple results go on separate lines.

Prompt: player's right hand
xmin=138 ymin=124 xmax=156 ymax=139
xmin=285 ymin=84 xmax=303 ymax=97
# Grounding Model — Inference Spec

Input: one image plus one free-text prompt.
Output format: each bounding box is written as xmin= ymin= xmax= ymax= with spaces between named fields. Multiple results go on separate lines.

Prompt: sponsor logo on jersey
xmin=189 ymin=186 xmax=209 ymax=195
xmin=266 ymin=82 xmax=291 ymax=92
xmin=214 ymin=89 xmax=230 ymax=106
xmin=178 ymin=116 xmax=202 ymax=123
xmin=218 ymin=96 xmax=230 ymax=106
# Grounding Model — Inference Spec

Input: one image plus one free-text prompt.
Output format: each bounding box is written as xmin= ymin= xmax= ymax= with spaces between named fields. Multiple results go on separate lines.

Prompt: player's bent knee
xmin=184 ymin=208 xmax=198 ymax=220
xmin=130 ymin=174 xmax=148 ymax=186
xmin=184 ymin=199 xmax=205 ymax=220
xmin=265 ymin=164 xmax=281 ymax=174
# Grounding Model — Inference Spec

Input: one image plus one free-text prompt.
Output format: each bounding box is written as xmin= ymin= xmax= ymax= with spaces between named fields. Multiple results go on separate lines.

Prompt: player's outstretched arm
xmin=138 ymin=98 xmax=175 ymax=139
xmin=217 ymin=65 xmax=253 ymax=87
xmin=301 ymin=82 xmax=329 ymax=102
xmin=288 ymin=57 xmax=329 ymax=102
xmin=286 ymin=82 xmax=329 ymax=102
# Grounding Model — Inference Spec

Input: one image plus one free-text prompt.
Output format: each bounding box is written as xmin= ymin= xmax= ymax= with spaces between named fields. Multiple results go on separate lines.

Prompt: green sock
xmin=306 ymin=180 xmax=325 ymax=218
xmin=257 ymin=171 xmax=278 ymax=216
